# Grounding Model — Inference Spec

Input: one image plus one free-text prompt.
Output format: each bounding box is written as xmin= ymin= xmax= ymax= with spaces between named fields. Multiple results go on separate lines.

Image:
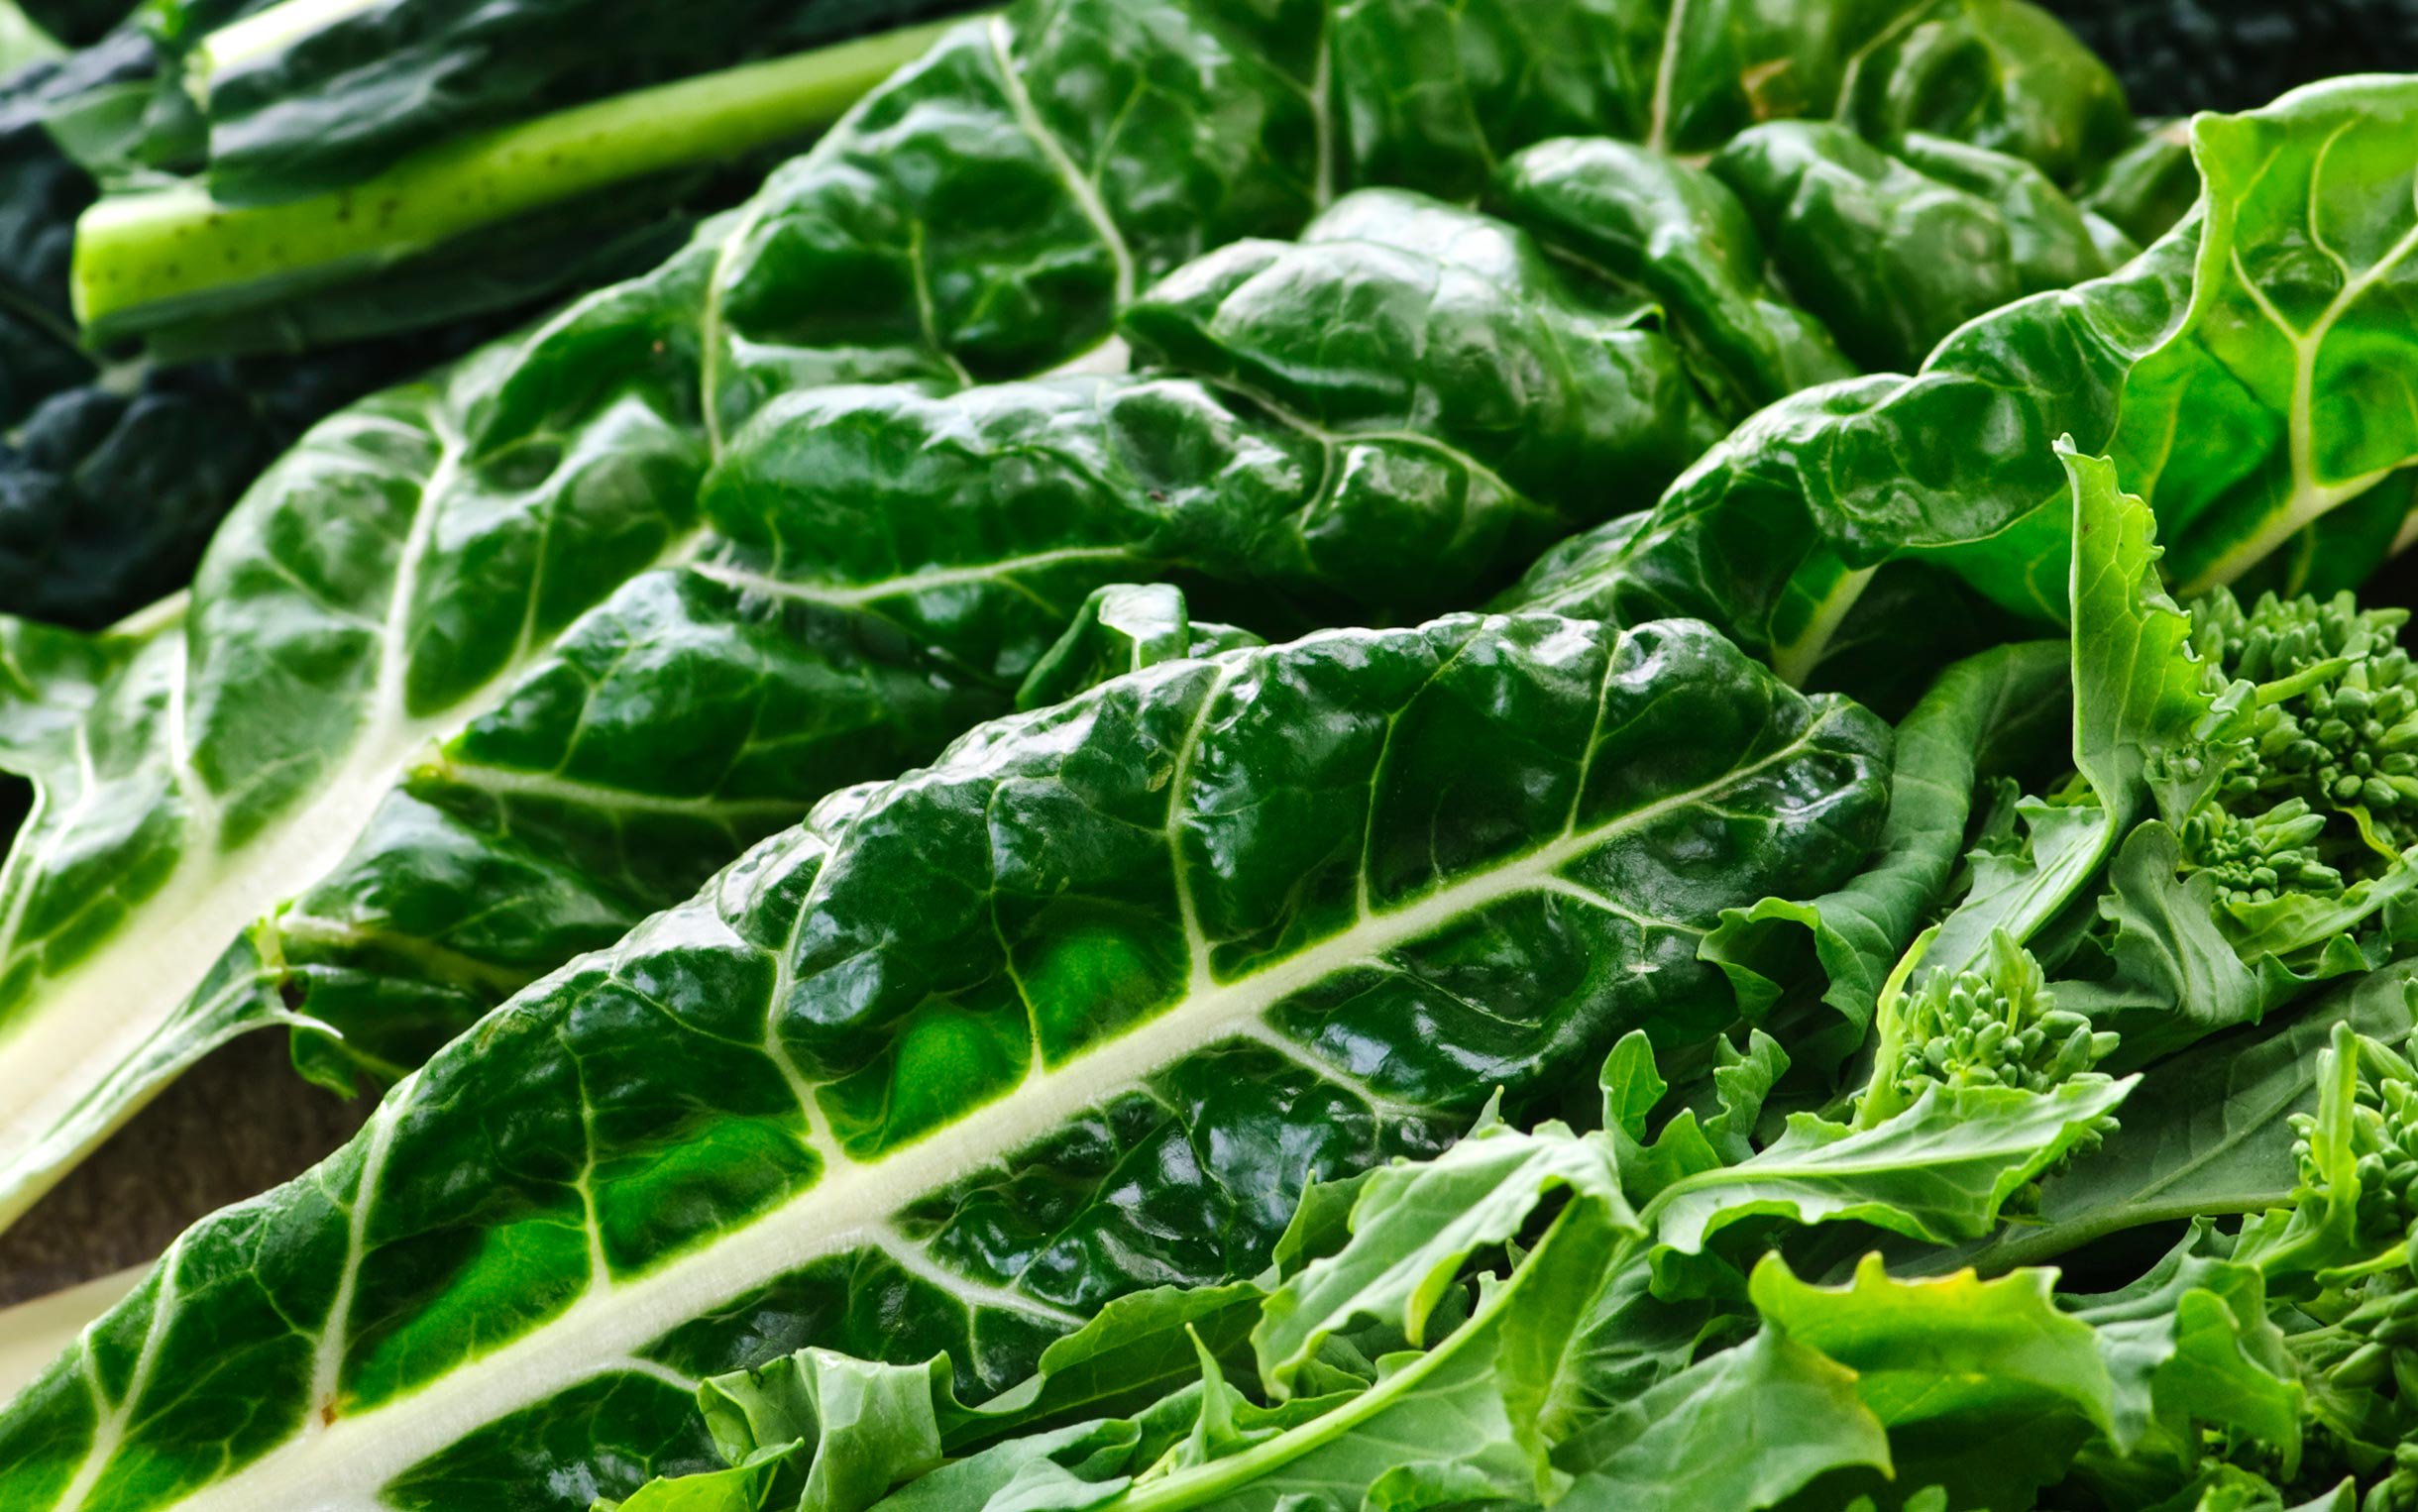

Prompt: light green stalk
xmin=72 ymin=16 xmax=965 ymax=334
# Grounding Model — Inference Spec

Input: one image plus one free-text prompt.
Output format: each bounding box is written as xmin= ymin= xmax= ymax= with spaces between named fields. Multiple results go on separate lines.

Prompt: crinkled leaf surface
xmin=0 ymin=0 xmax=2135 ymax=1232
xmin=1508 ymin=75 xmax=2418 ymax=687
xmin=0 ymin=611 xmax=1888 ymax=1510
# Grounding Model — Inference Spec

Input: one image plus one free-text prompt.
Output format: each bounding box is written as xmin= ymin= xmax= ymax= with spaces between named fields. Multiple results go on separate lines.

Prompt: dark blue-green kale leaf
xmin=9 ymin=0 xmax=124 ymax=48
xmin=174 ymin=0 xmax=984 ymax=203
xmin=0 ymin=23 xmax=521 ymax=631
xmin=2043 ymin=0 xmax=2418 ymax=116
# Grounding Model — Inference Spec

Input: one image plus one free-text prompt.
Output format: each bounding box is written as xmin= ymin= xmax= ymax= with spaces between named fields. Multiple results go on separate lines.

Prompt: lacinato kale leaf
xmin=0 ymin=21 xmax=531 ymax=631
xmin=177 ymin=0 xmax=981 ymax=203
xmin=2044 ymin=0 xmax=2418 ymax=116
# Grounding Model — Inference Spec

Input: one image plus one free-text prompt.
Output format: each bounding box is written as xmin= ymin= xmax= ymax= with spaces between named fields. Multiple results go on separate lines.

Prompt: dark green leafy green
xmin=1880 ymin=453 xmax=2418 ymax=1080
xmin=0 ymin=608 xmax=1891 ymax=1509
xmin=1502 ymin=76 xmax=2418 ymax=694
xmin=2040 ymin=0 xmax=2418 ymax=115
xmin=0 ymin=0 xmax=2148 ymax=1238
xmin=606 ymin=1016 xmax=2139 ymax=1512
xmin=180 ymin=0 xmax=982 ymax=203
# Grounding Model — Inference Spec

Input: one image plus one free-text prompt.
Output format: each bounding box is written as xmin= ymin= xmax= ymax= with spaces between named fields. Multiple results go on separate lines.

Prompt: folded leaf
xmin=1704 ymin=638 xmax=2070 ymax=1059
xmin=1924 ymin=446 xmax=2214 ymax=979
xmin=1514 ymin=76 xmax=2418 ymax=689
xmin=1250 ymin=1118 xmax=1631 ymax=1396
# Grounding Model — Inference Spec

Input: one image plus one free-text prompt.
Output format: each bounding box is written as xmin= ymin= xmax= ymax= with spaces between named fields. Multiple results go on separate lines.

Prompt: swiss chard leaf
xmin=1507 ymin=76 xmax=2418 ymax=692
xmin=0 ymin=0 xmax=2139 ymax=1236
xmin=0 ymin=610 xmax=1889 ymax=1509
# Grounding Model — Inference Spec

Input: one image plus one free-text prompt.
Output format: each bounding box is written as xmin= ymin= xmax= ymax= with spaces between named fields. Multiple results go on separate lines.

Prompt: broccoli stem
xmin=70 ymin=14 xmax=965 ymax=338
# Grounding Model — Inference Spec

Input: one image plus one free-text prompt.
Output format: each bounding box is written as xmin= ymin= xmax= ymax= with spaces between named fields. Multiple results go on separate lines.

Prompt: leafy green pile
xmin=3 ymin=2 xmax=2418 ymax=1510
xmin=0 ymin=0 xmax=1000 ymax=631
xmin=0 ymin=0 xmax=2164 ymax=1238
xmin=576 ymin=452 xmax=2418 ymax=1512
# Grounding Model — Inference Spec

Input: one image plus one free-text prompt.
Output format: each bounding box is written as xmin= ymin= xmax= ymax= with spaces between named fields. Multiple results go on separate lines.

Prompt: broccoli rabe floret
xmin=1890 ymin=935 xmax=2115 ymax=1100
xmin=2289 ymin=1050 xmax=2418 ymax=1251
xmin=2173 ymin=590 xmax=2418 ymax=908
xmin=2176 ymin=797 xmax=2344 ymax=905
xmin=2194 ymin=590 xmax=2418 ymax=831
xmin=1855 ymin=931 xmax=2119 ymax=1131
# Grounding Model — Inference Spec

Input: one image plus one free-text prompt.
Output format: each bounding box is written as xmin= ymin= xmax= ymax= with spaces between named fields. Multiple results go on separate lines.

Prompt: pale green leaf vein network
xmin=137 ymin=697 xmax=1852 ymax=1512
xmin=2182 ymin=162 xmax=2418 ymax=592
xmin=988 ymin=14 xmax=1137 ymax=307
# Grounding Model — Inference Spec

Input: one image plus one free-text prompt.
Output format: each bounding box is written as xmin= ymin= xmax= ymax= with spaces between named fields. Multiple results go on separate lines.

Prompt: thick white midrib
xmin=1769 ymin=564 xmax=1877 ymax=690
xmin=144 ymin=725 xmax=1828 ymax=1512
xmin=0 ymin=716 xmax=468 ymax=1225
xmin=0 ymin=516 xmax=716 ymax=1228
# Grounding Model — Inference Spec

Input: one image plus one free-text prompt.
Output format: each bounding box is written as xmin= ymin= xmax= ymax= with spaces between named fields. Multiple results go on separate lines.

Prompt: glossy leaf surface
xmin=1510 ymin=76 xmax=2418 ymax=690
xmin=0 ymin=610 xmax=1890 ymax=1510
xmin=0 ymin=0 xmax=2140 ymax=1233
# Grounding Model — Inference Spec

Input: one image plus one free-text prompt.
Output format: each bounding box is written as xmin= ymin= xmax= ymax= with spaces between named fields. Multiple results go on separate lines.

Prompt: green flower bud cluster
xmin=2182 ymin=590 xmax=2418 ymax=905
xmin=2176 ymin=797 xmax=2344 ymax=904
xmin=2198 ymin=591 xmax=2418 ymax=824
xmin=2237 ymin=1435 xmax=2418 ymax=1512
xmin=2323 ymin=1285 xmax=2418 ymax=1401
xmin=2289 ymin=1068 xmax=2418 ymax=1247
xmin=1882 ymin=937 xmax=2119 ymax=1112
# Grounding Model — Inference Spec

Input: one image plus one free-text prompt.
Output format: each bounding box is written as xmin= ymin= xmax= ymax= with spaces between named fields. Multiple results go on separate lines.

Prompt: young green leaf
xmin=1554 ymin=1324 xmax=1891 ymax=1512
xmin=1923 ymin=444 xmax=2216 ymax=978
